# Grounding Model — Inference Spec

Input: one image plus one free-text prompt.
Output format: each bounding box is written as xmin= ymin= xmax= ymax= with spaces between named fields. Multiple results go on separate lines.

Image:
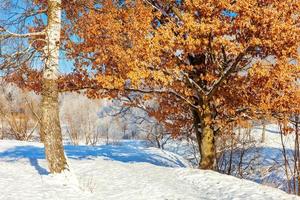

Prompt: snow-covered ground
xmin=0 ymin=139 xmax=298 ymax=200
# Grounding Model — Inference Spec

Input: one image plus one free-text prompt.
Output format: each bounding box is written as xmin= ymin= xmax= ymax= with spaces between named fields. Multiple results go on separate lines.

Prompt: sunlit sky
xmin=0 ymin=0 xmax=74 ymax=74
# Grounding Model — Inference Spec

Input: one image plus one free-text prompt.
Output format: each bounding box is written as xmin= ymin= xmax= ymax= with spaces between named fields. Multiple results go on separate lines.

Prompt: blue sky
xmin=0 ymin=1 xmax=238 ymax=75
xmin=0 ymin=0 xmax=74 ymax=74
xmin=59 ymin=52 xmax=74 ymax=74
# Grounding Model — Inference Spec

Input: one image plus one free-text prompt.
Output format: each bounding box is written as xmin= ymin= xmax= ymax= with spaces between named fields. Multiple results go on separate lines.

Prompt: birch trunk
xmin=40 ymin=0 xmax=68 ymax=173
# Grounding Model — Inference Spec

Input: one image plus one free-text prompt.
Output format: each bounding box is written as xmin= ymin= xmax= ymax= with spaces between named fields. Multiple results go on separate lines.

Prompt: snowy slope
xmin=0 ymin=140 xmax=298 ymax=200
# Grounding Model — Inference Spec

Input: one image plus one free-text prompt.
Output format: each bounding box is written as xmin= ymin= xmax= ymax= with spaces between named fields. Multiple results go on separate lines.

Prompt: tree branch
xmin=207 ymin=48 xmax=250 ymax=98
xmin=181 ymin=71 xmax=206 ymax=98
xmin=0 ymin=29 xmax=45 ymax=39
xmin=60 ymin=84 xmax=199 ymax=110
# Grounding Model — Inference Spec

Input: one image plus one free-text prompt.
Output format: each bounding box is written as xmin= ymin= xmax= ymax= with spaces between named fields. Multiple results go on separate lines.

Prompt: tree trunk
xmin=295 ymin=116 xmax=300 ymax=195
xmin=261 ymin=119 xmax=266 ymax=143
xmin=199 ymin=101 xmax=216 ymax=170
xmin=192 ymin=108 xmax=202 ymax=155
xmin=40 ymin=0 xmax=68 ymax=173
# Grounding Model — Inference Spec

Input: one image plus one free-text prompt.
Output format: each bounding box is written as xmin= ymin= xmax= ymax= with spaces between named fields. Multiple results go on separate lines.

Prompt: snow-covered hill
xmin=0 ymin=140 xmax=298 ymax=200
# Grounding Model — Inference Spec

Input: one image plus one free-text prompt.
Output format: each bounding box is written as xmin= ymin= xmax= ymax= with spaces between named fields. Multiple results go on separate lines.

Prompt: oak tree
xmin=66 ymin=0 xmax=300 ymax=170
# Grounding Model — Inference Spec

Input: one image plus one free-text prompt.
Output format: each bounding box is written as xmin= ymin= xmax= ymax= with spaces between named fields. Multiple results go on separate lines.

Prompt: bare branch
xmin=207 ymin=48 xmax=251 ymax=98
xmin=0 ymin=29 xmax=45 ymax=39
xmin=60 ymin=84 xmax=199 ymax=110
xmin=181 ymin=71 xmax=206 ymax=97
xmin=126 ymin=87 xmax=199 ymax=110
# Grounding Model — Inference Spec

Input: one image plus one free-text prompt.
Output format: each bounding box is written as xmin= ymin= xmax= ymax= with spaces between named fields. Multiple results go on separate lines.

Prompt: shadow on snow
xmin=0 ymin=141 xmax=186 ymax=175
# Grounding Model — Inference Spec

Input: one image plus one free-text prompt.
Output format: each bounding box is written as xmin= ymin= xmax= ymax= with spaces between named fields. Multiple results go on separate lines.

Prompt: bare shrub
xmin=0 ymin=83 xmax=39 ymax=141
xmin=5 ymin=112 xmax=37 ymax=140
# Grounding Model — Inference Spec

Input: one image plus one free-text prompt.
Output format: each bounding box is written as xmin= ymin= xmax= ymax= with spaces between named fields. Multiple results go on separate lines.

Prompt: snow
xmin=0 ymin=139 xmax=298 ymax=200
xmin=252 ymin=124 xmax=295 ymax=149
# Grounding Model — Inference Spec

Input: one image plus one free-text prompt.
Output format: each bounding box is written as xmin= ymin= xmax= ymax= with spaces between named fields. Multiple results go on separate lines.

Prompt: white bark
xmin=40 ymin=0 xmax=68 ymax=173
xmin=44 ymin=0 xmax=61 ymax=80
xmin=0 ymin=31 xmax=45 ymax=39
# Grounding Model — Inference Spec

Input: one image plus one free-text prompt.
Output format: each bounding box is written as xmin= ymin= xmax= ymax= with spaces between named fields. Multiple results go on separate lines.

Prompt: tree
xmin=40 ymin=0 xmax=69 ymax=173
xmin=65 ymin=0 xmax=300 ymax=170
xmin=0 ymin=0 xmax=68 ymax=173
xmin=142 ymin=0 xmax=300 ymax=169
